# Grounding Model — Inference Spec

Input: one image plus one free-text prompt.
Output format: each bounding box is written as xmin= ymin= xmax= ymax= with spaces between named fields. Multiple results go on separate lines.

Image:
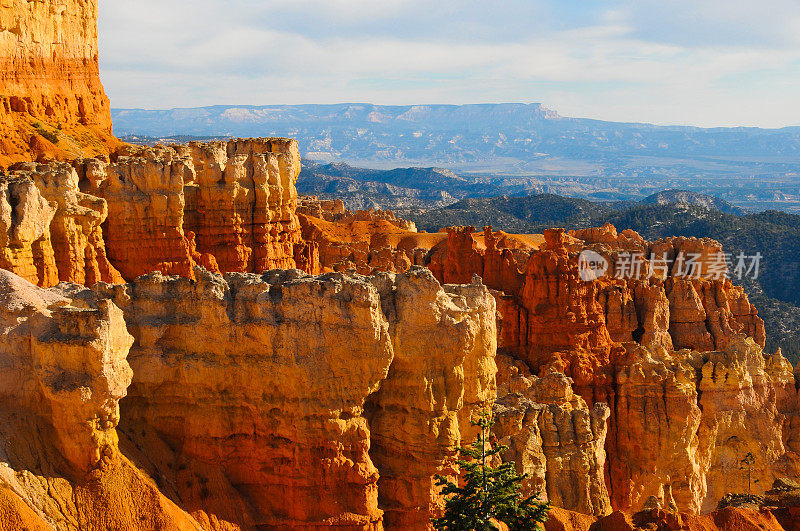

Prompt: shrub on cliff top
xmin=432 ymin=412 xmax=549 ymax=531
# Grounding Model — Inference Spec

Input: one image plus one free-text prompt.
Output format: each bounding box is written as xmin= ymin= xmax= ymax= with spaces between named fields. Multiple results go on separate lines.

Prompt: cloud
xmin=99 ymin=0 xmax=800 ymax=127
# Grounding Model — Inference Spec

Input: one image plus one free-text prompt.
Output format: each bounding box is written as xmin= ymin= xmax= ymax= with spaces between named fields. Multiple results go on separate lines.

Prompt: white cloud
xmin=99 ymin=0 xmax=800 ymax=127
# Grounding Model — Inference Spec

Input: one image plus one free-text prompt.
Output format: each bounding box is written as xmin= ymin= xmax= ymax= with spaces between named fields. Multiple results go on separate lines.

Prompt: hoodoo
xmin=1 ymin=1 xmax=799 ymax=530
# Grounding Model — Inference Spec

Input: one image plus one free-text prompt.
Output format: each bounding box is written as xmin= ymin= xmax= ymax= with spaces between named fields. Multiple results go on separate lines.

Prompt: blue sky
xmin=99 ymin=0 xmax=800 ymax=128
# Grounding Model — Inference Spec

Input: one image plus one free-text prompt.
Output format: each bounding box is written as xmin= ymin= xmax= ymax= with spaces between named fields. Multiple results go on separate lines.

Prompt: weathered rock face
xmin=107 ymin=268 xmax=390 ymax=529
xmin=0 ymin=269 xmax=207 ymax=530
xmin=298 ymin=211 xmax=440 ymax=275
xmin=12 ymin=161 xmax=123 ymax=285
xmin=0 ymin=264 xmax=498 ymax=530
xmin=298 ymin=196 xmax=417 ymax=231
xmin=0 ymin=175 xmax=58 ymax=286
xmin=365 ymin=269 xmax=497 ymax=529
xmin=609 ymin=336 xmax=795 ymax=514
xmin=92 ymin=266 xmax=496 ymax=529
xmin=83 ymin=139 xmax=303 ymax=280
xmin=178 ymin=139 xmax=302 ymax=273
xmin=0 ymin=0 xmax=120 ymax=167
xmin=0 ymin=139 xmax=303 ymax=286
xmin=493 ymin=355 xmax=612 ymax=517
xmin=0 ymin=269 xmax=132 ymax=474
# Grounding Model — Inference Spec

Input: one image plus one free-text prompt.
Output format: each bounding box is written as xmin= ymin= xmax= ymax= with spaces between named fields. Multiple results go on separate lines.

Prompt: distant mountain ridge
xmin=115 ymin=104 xmax=800 ymax=213
xmin=641 ymin=190 xmax=745 ymax=215
xmin=112 ymin=103 xmax=800 ymax=166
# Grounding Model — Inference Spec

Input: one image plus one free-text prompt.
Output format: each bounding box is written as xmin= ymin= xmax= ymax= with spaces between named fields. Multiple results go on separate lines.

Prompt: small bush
xmin=32 ymin=122 xmax=59 ymax=144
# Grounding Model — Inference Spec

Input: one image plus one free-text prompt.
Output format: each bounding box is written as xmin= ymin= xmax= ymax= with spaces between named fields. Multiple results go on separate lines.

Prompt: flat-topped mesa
xmin=0 ymin=0 xmax=120 ymax=167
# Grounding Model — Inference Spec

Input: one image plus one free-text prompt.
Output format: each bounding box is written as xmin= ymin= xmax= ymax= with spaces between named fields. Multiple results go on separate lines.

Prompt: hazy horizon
xmin=100 ymin=0 xmax=800 ymax=129
xmin=110 ymin=102 xmax=800 ymax=131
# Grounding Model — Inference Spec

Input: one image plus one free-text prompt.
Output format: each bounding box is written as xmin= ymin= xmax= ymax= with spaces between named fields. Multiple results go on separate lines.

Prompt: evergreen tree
xmin=739 ymin=452 xmax=759 ymax=496
xmin=432 ymin=412 xmax=549 ymax=531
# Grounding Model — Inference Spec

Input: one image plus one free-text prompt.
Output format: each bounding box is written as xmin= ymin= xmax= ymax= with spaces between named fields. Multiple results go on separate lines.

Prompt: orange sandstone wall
xmin=96 ymin=266 xmax=496 ymax=530
xmin=0 ymin=139 xmax=302 ymax=286
xmin=82 ymin=139 xmax=302 ymax=280
xmin=0 ymin=269 xmax=204 ymax=530
xmin=0 ymin=0 xmax=120 ymax=167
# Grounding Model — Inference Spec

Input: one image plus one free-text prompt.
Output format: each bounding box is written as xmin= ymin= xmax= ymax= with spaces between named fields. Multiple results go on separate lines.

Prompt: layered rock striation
xmin=0 ymin=0 xmax=120 ymax=167
xmin=0 ymin=264 xmax=497 ymax=530
xmin=608 ymin=336 xmax=794 ymax=514
xmin=298 ymin=196 xmax=416 ymax=232
xmin=93 ymin=266 xmax=497 ymax=529
xmin=0 ymin=269 xmax=205 ymax=530
xmin=0 ymin=138 xmax=303 ymax=285
xmin=83 ymin=138 xmax=303 ymax=280
xmin=493 ymin=355 xmax=612 ymax=517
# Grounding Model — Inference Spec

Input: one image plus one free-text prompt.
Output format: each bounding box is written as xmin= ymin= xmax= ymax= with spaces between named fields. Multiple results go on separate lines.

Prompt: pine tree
xmin=432 ymin=412 xmax=550 ymax=531
xmin=739 ymin=452 xmax=759 ymax=496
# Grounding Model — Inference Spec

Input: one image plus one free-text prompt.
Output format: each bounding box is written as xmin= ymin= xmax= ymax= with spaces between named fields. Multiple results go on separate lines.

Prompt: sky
xmin=99 ymin=0 xmax=800 ymax=128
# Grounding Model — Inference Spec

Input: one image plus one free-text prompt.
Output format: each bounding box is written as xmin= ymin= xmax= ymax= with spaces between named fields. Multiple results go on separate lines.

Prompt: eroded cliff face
xmin=0 ymin=0 xmax=120 ymax=167
xmin=0 ymin=264 xmax=497 ymax=530
xmin=0 ymin=269 xmax=205 ymax=530
xmin=1 ymin=182 xmax=798 ymax=527
xmin=0 ymin=139 xmax=303 ymax=285
xmin=365 ymin=270 xmax=497 ymax=528
xmin=0 ymin=174 xmax=58 ymax=286
xmin=91 ymin=266 xmax=496 ymax=530
xmin=609 ymin=337 xmax=795 ymax=514
xmin=493 ymin=355 xmax=612 ymax=517
xmin=85 ymin=138 xmax=303 ymax=280
xmin=295 ymin=215 xmax=793 ymax=518
xmin=1 ymin=0 xmax=798 ymax=527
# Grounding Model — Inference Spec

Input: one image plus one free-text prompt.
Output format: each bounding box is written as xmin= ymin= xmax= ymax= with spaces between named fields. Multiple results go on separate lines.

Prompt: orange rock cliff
xmin=3 ymin=1 xmax=800 ymax=531
xmin=0 ymin=0 xmax=121 ymax=168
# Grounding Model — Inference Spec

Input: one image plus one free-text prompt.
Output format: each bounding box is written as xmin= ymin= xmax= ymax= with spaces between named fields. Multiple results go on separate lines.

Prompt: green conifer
xmin=432 ymin=412 xmax=549 ymax=531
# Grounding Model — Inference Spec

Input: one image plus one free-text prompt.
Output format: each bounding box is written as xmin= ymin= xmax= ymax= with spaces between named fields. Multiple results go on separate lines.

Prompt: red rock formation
xmin=11 ymin=161 xmax=122 ymax=285
xmin=0 ymin=0 xmax=121 ymax=168
xmin=366 ymin=270 xmax=497 ymax=528
xmin=298 ymin=196 xmax=417 ymax=231
xmin=74 ymin=139 xmax=302 ymax=281
xmin=494 ymin=355 xmax=612 ymax=517
xmin=298 ymin=211 xmax=440 ymax=275
xmin=1 ymin=139 xmax=301 ymax=285
xmin=179 ymin=139 xmax=302 ymax=272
